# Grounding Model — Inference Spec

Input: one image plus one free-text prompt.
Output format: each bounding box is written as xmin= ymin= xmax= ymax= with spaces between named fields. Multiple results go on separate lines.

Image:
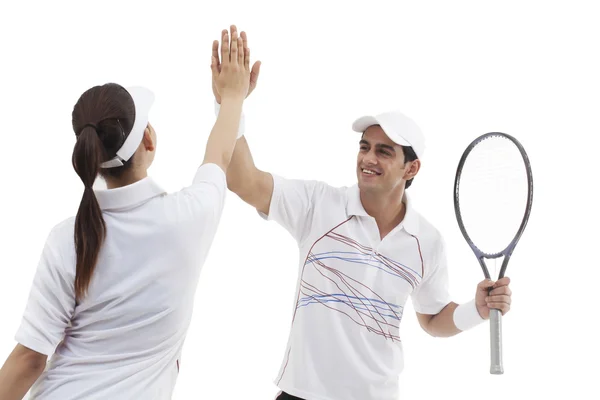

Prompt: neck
xmin=104 ymin=169 xmax=148 ymax=189
xmin=360 ymin=186 xmax=406 ymax=238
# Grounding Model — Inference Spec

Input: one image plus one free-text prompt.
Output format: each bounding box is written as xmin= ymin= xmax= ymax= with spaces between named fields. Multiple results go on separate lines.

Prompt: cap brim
xmin=128 ymin=86 xmax=155 ymax=120
xmin=100 ymin=86 xmax=155 ymax=169
xmin=351 ymin=115 xmax=411 ymax=147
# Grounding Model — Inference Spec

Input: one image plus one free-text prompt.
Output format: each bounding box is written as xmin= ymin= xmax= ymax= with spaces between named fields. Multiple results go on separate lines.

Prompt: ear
xmin=403 ymin=159 xmax=421 ymax=180
xmin=142 ymin=126 xmax=155 ymax=152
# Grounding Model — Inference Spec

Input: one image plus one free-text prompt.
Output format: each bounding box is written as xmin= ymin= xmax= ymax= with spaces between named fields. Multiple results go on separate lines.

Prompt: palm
xmin=212 ymin=29 xmax=260 ymax=104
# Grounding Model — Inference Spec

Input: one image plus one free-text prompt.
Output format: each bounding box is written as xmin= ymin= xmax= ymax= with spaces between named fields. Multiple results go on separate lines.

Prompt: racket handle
xmin=489 ymin=308 xmax=504 ymax=374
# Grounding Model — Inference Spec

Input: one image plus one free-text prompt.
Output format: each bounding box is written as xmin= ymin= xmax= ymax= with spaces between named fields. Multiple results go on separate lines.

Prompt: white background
xmin=0 ymin=0 xmax=598 ymax=399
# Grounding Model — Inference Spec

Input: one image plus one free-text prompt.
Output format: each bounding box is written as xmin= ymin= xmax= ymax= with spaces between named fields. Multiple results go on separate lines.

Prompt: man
xmin=213 ymin=26 xmax=512 ymax=400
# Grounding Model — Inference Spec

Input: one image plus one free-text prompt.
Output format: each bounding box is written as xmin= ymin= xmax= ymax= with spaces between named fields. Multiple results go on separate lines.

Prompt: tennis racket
xmin=453 ymin=132 xmax=533 ymax=375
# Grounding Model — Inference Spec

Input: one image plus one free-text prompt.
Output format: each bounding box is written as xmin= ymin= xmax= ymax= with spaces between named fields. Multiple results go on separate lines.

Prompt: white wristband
xmin=214 ymin=100 xmax=245 ymax=139
xmin=453 ymin=299 xmax=485 ymax=331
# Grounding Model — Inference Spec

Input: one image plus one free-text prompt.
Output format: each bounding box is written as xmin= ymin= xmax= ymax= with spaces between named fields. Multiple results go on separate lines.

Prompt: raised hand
xmin=212 ymin=25 xmax=261 ymax=104
xmin=210 ymin=26 xmax=250 ymax=102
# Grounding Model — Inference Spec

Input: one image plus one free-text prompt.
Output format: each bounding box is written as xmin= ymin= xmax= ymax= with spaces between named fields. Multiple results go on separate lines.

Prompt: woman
xmin=0 ymin=27 xmax=252 ymax=399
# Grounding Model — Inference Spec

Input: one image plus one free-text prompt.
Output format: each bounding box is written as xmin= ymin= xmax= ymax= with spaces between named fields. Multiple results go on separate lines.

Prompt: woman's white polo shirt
xmin=15 ymin=163 xmax=226 ymax=399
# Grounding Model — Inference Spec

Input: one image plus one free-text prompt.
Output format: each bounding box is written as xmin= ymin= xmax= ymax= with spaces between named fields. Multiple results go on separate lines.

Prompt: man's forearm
xmin=226 ymin=136 xmax=260 ymax=195
xmin=420 ymin=302 xmax=462 ymax=338
xmin=420 ymin=299 xmax=488 ymax=337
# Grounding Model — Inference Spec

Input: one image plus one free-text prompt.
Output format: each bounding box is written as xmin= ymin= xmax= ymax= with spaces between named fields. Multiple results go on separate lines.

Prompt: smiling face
xmin=357 ymin=125 xmax=420 ymax=196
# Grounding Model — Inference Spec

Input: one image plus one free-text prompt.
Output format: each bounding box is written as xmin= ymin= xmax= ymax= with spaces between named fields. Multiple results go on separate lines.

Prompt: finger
xmin=489 ymin=286 xmax=512 ymax=296
xmin=244 ymin=47 xmax=250 ymax=70
xmin=229 ymin=25 xmax=239 ymax=62
xmin=230 ymin=24 xmax=237 ymax=57
xmin=478 ymin=279 xmax=495 ymax=290
xmin=486 ymin=295 xmax=511 ymax=304
xmin=238 ymin=36 xmax=244 ymax=65
xmin=211 ymin=56 xmax=219 ymax=80
xmin=241 ymin=31 xmax=248 ymax=51
xmin=230 ymin=29 xmax=238 ymax=64
xmin=494 ymin=277 xmax=511 ymax=287
xmin=221 ymin=30 xmax=230 ymax=65
xmin=241 ymin=31 xmax=249 ymax=69
xmin=487 ymin=303 xmax=510 ymax=315
xmin=212 ymin=40 xmax=220 ymax=66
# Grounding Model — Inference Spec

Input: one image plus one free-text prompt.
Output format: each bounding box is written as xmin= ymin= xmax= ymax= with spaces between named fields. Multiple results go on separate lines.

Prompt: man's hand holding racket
xmin=475 ymin=277 xmax=512 ymax=319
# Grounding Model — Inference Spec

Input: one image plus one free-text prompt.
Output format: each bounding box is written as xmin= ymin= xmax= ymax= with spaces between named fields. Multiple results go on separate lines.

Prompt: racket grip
xmin=489 ymin=308 xmax=504 ymax=374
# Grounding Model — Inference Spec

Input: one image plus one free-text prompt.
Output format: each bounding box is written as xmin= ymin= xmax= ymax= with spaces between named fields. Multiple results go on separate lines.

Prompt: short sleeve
xmin=15 ymin=228 xmax=75 ymax=356
xmin=182 ymin=163 xmax=227 ymax=222
xmin=410 ymin=236 xmax=452 ymax=315
xmin=259 ymin=175 xmax=327 ymax=246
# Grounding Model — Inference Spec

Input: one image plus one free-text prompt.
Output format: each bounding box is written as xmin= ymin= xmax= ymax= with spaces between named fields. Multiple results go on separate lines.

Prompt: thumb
xmin=250 ymin=60 xmax=261 ymax=84
xmin=478 ymin=279 xmax=495 ymax=290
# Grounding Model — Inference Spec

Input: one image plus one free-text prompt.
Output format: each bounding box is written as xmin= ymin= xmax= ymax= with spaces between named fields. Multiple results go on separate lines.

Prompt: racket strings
xmin=456 ymin=136 xmax=530 ymax=256
xmin=494 ymin=258 xmax=497 ymax=280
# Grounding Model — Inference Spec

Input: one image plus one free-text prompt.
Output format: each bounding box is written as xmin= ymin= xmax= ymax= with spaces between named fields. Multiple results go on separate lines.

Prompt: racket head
xmin=453 ymin=132 xmax=533 ymax=376
xmin=453 ymin=132 xmax=533 ymax=264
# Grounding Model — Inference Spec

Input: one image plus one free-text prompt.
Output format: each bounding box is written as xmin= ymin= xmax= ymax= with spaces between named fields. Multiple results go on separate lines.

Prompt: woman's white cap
xmin=101 ymin=86 xmax=155 ymax=169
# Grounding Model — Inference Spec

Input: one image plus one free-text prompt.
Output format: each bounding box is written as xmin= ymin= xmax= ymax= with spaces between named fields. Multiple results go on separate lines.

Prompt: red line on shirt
xmin=277 ymin=216 xmax=354 ymax=386
xmin=409 ymin=234 xmax=424 ymax=277
xmin=276 ymin=347 xmax=293 ymax=386
xmin=290 ymin=216 xmax=354 ymax=323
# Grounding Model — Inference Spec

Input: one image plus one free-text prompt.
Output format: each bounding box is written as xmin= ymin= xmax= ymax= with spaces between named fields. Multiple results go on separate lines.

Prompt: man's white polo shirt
xmin=14 ymin=163 xmax=226 ymax=400
xmin=262 ymin=176 xmax=451 ymax=400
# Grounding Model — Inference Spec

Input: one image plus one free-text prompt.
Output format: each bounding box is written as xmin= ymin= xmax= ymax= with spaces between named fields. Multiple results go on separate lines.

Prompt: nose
xmin=363 ymin=149 xmax=377 ymax=166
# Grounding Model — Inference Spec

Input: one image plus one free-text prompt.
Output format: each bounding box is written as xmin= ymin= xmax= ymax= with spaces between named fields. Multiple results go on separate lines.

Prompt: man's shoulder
xmin=409 ymin=206 xmax=445 ymax=245
xmin=275 ymin=175 xmax=351 ymax=205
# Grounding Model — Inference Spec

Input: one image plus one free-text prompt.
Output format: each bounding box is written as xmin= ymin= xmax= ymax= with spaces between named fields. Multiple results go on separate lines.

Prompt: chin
xmin=357 ymin=177 xmax=378 ymax=191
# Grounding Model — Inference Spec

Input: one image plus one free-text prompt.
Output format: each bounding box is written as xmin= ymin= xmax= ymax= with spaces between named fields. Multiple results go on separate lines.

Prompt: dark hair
xmin=401 ymin=146 xmax=418 ymax=189
xmin=71 ymin=83 xmax=136 ymax=300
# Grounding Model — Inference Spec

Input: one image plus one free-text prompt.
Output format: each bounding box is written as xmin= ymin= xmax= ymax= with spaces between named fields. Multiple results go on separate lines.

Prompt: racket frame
xmin=453 ymin=131 xmax=533 ymax=375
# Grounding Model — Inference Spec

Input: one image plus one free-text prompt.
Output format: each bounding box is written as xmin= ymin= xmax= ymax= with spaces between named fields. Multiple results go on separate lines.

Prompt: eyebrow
xmin=359 ymin=140 xmax=396 ymax=153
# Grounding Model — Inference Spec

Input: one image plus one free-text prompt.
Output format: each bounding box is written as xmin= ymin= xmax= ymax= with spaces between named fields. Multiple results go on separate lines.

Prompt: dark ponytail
xmin=72 ymin=126 xmax=107 ymax=300
xmin=71 ymin=83 xmax=136 ymax=301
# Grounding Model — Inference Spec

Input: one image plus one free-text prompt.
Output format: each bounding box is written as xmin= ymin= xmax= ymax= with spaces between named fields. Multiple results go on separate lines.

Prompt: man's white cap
xmin=101 ymin=86 xmax=155 ymax=169
xmin=352 ymin=110 xmax=425 ymax=159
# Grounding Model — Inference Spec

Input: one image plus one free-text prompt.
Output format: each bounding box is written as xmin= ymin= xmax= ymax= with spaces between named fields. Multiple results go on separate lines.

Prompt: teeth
xmin=362 ymin=169 xmax=377 ymax=175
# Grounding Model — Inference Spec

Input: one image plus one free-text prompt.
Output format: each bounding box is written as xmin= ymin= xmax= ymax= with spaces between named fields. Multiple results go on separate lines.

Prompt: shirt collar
xmin=346 ymin=184 xmax=420 ymax=235
xmin=94 ymin=177 xmax=166 ymax=211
